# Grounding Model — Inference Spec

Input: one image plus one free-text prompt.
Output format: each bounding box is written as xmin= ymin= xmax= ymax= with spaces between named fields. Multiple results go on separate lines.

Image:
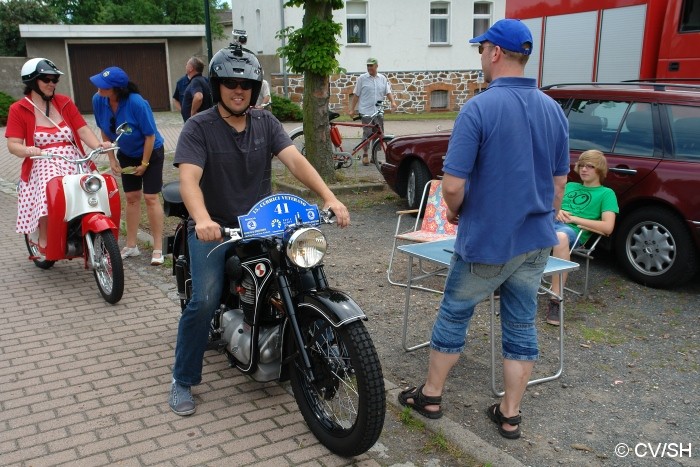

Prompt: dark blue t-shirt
xmin=181 ymin=75 xmax=212 ymax=122
xmin=174 ymin=107 xmax=293 ymax=228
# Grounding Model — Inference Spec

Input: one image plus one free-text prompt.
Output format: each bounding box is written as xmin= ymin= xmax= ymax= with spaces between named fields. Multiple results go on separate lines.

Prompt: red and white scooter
xmin=25 ymin=123 xmax=131 ymax=304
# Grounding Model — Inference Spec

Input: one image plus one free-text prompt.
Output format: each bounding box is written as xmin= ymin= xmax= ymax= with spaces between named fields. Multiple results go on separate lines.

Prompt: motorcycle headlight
xmin=80 ymin=175 xmax=102 ymax=193
xmin=286 ymin=227 xmax=327 ymax=268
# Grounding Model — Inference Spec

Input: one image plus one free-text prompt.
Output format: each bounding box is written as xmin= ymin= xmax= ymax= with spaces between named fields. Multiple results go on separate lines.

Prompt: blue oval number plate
xmin=238 ymin=193 xmax=320 ymax=238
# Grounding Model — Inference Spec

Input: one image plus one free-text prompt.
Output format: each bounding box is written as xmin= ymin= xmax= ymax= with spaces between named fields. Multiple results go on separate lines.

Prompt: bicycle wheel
xmin=371 ymin=135 xmax=394 ymax=172
xmin=289 ymin=128 xmax=306 ymax=156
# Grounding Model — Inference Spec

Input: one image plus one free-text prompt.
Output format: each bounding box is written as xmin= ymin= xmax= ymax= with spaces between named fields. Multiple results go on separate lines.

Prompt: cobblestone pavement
xmin=0 ymin=113 xmax=524 ymax=466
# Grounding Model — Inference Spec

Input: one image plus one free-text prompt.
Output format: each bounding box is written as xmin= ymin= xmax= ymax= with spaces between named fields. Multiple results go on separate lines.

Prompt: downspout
xmin=280 ymin=0 xmax=289 ymax=97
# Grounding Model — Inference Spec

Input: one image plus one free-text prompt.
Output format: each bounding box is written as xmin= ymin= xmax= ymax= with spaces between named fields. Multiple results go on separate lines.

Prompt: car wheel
xmin=406 ymin=161 xmax=431 ymax=211
xmin=614 ymin=207 xmax=698 ymax=288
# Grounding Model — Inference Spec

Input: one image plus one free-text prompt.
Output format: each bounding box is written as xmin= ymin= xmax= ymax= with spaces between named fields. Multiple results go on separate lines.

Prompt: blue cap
xmin=469 ymin=19 xmax=533 ymax=55
xmin=90 ymin=66 xmax=129 ymax=89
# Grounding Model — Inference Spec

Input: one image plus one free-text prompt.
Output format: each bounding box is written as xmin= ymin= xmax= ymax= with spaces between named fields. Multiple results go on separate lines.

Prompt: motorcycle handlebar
xmin=36 ymin=145 xmax=119 ymax=163
xmin=320 ymin=208 xmax=336 ymax=224
xmin=220 ymin=227 xmax=243 ymax=240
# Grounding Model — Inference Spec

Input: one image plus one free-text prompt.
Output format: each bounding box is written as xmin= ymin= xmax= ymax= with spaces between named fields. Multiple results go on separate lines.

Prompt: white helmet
xmin=21 ymin=58 xmax=63 ymax=84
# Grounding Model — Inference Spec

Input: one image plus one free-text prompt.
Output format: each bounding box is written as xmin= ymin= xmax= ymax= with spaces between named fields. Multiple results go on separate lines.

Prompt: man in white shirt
xmin=256 ymin=79 xmax=271 ymax=108
xmin=350 ymin=57 xmax=398 ymax=165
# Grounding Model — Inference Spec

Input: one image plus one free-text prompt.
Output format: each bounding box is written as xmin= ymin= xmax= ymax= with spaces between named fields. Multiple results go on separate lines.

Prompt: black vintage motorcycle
xmin=162 ymin=183 xmax=385 ymax=457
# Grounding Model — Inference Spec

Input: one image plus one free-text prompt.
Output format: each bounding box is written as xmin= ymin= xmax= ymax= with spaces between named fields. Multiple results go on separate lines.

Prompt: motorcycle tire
xmin=92 ymin=231 xmax=124 ymax=304
xmin=24 ymin=235 xmax=56 ymax=270
xmin=288 ymin=313 xmax=385 ymax=457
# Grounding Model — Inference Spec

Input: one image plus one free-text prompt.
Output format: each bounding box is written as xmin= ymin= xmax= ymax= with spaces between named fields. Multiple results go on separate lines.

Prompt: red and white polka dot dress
xmin=16 ymin=124 xmax=81 ymax=235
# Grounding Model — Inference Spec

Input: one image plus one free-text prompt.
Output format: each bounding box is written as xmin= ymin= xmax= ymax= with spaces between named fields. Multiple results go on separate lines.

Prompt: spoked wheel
xmin=288 ymin=313 xmax=385 ymax=457
xmin=289 ymin=129 xmax=306 ymax=156
xmin=91 ymin=231 xmax=124 ymax=304
xmin=24 ymin=235 xmax=55 ymax=269
xmin=371 ymin=135 xmax=394 ymax=172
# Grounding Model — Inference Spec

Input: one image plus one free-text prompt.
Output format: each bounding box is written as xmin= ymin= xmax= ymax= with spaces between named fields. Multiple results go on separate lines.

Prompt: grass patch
xmin=399 ymin=406 xmax=426 ymax=430
xmin=422 ymin=430 xmax=465 ymax=459
xmin=579 ymin=325 xmax=626 ymax=345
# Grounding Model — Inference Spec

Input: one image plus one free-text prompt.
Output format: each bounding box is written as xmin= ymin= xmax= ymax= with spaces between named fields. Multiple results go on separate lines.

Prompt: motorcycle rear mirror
xmin=115 ymin=123 xmax=132 ymax=136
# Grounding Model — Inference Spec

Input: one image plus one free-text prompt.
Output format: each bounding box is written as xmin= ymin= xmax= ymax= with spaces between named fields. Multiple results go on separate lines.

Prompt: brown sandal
xmin=398 ymin=384 xmax=443 ymax=419
xmin=487 ymin=403 xmax=522 ymax=439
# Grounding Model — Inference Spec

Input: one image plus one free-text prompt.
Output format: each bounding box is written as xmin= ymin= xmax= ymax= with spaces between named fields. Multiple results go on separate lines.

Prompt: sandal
xmin=487 ymin=403 xmax=522 ymax=439
xmin=398 ymin=384 xmax=443 ymax=419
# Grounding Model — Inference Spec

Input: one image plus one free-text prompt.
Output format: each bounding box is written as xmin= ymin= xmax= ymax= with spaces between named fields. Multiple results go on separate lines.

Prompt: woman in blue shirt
xmin=90 ymin=66 xmax=166 ymax=265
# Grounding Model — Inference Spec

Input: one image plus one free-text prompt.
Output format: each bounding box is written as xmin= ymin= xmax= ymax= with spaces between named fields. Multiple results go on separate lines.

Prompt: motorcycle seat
xmin=162 ymin=181 xmax=188 ymax=218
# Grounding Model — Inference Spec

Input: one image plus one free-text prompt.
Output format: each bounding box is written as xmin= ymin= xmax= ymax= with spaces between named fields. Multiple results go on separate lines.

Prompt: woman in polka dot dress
xmin=5 ymin=58 xmax=111 ymax=250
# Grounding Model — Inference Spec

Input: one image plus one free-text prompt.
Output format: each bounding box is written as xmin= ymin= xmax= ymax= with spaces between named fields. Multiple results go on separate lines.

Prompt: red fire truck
xmin=506 ymin=0 xmax=700 ymax=85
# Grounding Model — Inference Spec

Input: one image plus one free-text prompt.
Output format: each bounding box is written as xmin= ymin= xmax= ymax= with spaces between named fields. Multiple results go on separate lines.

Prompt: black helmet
xmin=21 ymin=58 xmax=63 ymax=84
xmin=209 ymin=46 xmax=262 ymax=107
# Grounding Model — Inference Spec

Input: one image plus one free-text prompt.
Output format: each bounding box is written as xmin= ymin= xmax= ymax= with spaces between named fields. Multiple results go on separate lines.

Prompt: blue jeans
xmin=554 ymin=220 xmax=578 ymax=249
xmin=173 ymin=229 xmax=234 ymax=386
xmin=430 ymin=248 xmax=551 ymax=361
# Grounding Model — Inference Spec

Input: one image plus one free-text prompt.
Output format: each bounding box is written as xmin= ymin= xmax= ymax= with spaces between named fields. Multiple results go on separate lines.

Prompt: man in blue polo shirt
xmin=398 ymin=19 xmax=569 ymax=440
xmin=180 ymin=57 xmax=212 ymax=122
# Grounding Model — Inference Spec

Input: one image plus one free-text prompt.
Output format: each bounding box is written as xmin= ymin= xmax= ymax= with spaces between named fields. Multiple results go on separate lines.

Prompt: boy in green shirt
xmin=549 ymin=149 xmax=619 ymax=325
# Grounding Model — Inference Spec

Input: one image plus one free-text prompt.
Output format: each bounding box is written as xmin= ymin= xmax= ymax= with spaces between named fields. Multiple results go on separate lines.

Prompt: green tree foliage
xmin=0 ymin=91 xmax=16 ymax=126
xmin=51 ymin=0 xmax=224 ymax=33
xmin=0 ymin=0 xmax=60 ymax=56
xmin=0 ymin=0 xmax=228 ymax=57
xmin=277 ymin=0 xmax=344 ymax=182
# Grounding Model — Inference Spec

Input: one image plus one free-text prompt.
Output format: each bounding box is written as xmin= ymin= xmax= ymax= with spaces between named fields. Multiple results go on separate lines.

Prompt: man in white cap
xmin=397 ymin=19 xmax=569 ymax=440
xmin=350 ymin=57 xmax=398 ymax=165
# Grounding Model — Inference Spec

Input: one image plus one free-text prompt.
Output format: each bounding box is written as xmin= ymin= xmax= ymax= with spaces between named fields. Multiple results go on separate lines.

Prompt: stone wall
xmin=270 ymin=70 xmax=485 ymax=114
xmin=0 ymin=57 xmax=30 ymax=99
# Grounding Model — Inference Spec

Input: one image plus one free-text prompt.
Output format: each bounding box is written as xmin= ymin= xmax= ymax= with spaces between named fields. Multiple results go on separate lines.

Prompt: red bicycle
xmin=288 ymin=101 xmax=394 ymax=171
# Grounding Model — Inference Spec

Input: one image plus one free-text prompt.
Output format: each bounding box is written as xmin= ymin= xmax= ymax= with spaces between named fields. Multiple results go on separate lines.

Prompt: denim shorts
xmin=554 ymin=220 xmax=578 ymax=249
xmin=430 ymin=247 xmax=550 ymax=361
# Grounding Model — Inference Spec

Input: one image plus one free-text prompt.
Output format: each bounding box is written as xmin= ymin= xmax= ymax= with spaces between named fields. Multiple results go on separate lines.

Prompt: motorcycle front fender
xmin=297 ymin=289 xmax=367 ymax=327
xmin=82 ymin=214 xmax=118 ymax=238
xmin=279 ymin=288 xmax=367 ymax=382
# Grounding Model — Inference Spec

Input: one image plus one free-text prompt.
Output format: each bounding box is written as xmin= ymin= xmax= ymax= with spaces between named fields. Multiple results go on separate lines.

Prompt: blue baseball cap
xmin=90 ymin=66 xmax=129 ymax=89
xmin=469 ymin=19 xmax=533 ymax=55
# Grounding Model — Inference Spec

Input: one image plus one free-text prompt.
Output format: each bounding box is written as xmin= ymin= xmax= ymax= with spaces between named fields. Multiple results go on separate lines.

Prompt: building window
xmin=430 ymin=2 xmax=449 ymax=44
xmin=430 ymin=90 xmax=448 ymax=109
xmin=473 ymin=2 xmax=492 ymax=37
xmin=347 ymin=1 xmax=367 ymax=44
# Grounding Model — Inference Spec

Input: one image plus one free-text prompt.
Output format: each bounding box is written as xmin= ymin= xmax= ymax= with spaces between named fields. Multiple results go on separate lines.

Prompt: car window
xmin=567 ymin=99 xmax=627 ymax=152
xmin=613 ymin=102 xmax=655 ymax=157
xmin=666 ymin=105 xmax=700 ymax=161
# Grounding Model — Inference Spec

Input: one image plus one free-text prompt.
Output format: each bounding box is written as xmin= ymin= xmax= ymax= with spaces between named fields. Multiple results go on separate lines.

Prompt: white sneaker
xmin=121 ymin=246 xmax=140 ymax=259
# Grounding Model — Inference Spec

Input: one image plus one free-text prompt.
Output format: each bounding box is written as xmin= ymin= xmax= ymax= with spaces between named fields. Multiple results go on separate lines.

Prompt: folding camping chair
xmin=387 ymin=179 xmax=457 ymax=293
xmin=566 ymin=225 xmax=608 ymax=297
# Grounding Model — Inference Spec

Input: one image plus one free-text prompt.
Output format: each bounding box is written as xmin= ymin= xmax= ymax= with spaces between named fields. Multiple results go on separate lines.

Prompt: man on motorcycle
xmin=168 ymin=44 xmax=350 ymax=416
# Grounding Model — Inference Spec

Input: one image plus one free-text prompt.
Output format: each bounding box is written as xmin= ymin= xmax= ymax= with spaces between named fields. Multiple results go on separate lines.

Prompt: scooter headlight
xmin=286 ymin=227 xmax=327 ymax=268
xmin=80 ymin=175 xmax=102 ymax=193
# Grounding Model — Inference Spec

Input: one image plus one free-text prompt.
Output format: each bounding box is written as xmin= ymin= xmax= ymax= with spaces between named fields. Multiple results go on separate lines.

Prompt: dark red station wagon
xmin=380 ymin=82 xmax=700 ymax=288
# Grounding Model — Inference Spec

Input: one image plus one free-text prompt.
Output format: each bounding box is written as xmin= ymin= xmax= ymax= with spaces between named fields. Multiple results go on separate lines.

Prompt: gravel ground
xmin=128 ymin=180 xmax=699 ymax=466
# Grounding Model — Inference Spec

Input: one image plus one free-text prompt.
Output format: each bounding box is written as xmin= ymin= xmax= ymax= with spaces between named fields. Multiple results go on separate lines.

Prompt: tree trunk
xmin=300 ymin=1 xmax=337 ymax=183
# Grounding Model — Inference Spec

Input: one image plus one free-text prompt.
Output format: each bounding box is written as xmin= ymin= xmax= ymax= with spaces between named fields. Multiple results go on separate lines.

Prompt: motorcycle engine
xmin=219 ymin=268 xmax=284 ymax=381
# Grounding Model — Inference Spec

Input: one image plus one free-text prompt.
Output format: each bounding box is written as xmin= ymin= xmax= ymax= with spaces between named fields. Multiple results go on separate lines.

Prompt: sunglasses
xmin=38 ymin=76 xmax=60 ymax=84
xmin=220 ymin=79 xmax=254 ymax=90
xmin=478 ymin=44 xmax=496 ymax=55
